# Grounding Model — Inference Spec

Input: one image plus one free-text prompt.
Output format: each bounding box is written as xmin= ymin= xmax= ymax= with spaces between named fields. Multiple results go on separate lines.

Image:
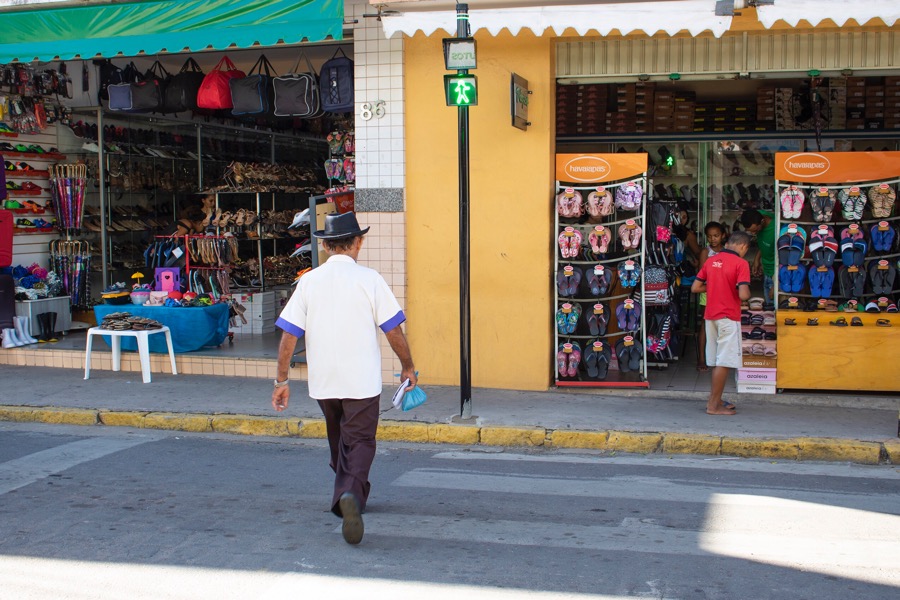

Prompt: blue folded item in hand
xmin=401 ymin=386 xmax=427 ymax=411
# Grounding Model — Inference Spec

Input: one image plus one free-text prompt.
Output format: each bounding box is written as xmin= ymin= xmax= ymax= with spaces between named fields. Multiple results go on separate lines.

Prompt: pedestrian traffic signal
xmin=444 ymin=74 xmax=478 ymax=107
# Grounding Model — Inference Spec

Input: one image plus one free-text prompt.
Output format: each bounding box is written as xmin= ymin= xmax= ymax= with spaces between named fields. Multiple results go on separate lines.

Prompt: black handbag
xmin=273 ymin=52 xmax=321 ymax=118
xmin=165 ymin=57 xmax=205 ymax=113
xmin=130 ymin=61 xmax=169 ymax=113
xmin=231 ymin=55 xmax=277 ymax=116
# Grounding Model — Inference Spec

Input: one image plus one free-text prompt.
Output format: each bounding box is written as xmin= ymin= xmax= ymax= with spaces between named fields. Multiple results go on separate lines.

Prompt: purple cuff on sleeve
xmin=276 ymin=317 xmax=305 ymax=338
xmin=379 ymin=310 xmax=406 ymax=333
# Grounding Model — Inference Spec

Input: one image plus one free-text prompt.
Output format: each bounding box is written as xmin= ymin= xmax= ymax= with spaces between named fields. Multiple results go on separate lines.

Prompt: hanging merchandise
xmin=49 ymin=239 xmax=91 ymax=309
xmin=231 ymin=55 xmax=277 ymax=116
xmin=198 ymin=56 xmax=246 ymax=110
xmin=165 ymin=58 xmax=206 ymax=113
xmin=273 ymin=52 xmax=321 ymax=118
xmin=49 ymin=163 xmax=87 ymax=237
xmin=107 ymin=62 xmax=141 ymax=111
xmin=774 ymin=151 xmax=900 ymax=393
xmin=319 ymin=48 xmax=354 ymax=113
xmin=553 ymin=153 xmax=649 ymax=387
xmin=129 ymin=61 xmax=171 ymax=113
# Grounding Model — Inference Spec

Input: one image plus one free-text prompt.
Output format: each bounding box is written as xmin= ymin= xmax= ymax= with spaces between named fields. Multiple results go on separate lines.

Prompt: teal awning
xmin=0 ymin=0 xmax=344 ymax=63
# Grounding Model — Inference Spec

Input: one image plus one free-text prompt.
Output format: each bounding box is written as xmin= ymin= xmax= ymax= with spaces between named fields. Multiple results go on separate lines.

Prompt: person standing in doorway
xmin=271 ymin=212 xmax=416 ymax=545
xmin=691 ymin=230 xmax=751 ymax=415
xmin=739 ymin=209 xmax=775 ymax=306
xmin=695 ymin=221 xmax=727 ymax=371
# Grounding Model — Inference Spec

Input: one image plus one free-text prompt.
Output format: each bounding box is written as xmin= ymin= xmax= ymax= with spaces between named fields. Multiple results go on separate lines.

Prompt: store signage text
xmin=562 ymin=156 xmax=612 ymax=182
xmin=510 ymin=73 xmax=531 ymax=131
xmin=782 ymin=153 xmax=831 ymax=179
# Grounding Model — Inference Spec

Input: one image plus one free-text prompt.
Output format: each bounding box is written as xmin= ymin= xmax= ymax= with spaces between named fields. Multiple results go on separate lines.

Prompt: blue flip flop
xmin=788 ymin=233 xmax=805 ymax=266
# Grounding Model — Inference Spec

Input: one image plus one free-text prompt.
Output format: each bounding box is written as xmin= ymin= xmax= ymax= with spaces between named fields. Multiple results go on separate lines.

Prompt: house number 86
xmin=361 ymin=100 xmax=386 ymax=121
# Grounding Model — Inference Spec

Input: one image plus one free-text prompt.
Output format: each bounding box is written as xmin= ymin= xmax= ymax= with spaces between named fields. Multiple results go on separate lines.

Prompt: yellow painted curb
xmin=606 ymin=431 xmax=662 ymax=454
xmin=883 ymin=440 xmax=900 ymax=464
xmin=378 ymin=420 xmax=430 ymax=443
xmin=298 ymin=419 xmax=327 ymax=439
xmin=99 ymin=411 xmax=147 ymax=428
xmin=0 ymin=405 xmax=36 ymax=422
xmin=797 ymin=437 xmax=882 ymax=465
xmin=31 ymin=408 xmax=98 ymax=426
xmin=211 ymin=415 xmax=300 ymax=437
xmin=142 ymin=412 xmax=212 ymax=433
xmin=428 ymin=423 xmax=480 ymax=445
xmin=480 ymin=426 xmax=546 ymax=447
xmin=721 ymin=437 xmax=800 ymax=460
xmin=550 ymin=430 xmax=609 ymax=450
xmin=662 ymin=433 xmax=722 ymax=456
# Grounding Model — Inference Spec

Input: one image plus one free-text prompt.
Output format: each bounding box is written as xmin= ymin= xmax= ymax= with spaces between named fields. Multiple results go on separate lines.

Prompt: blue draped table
xmin=93 ymin=303 xmax=230 ymax=353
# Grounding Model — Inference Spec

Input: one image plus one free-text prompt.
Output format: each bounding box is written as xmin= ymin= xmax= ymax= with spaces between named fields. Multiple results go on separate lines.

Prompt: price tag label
xmin=593 ymin=303 xmax=604 ymax=315
xmin=624 ymin=260 xmax=635 ymax=271
xmin=594 ymin=225 xmax=606 ymax=234
xmin=625 ymin=219 xmax=637 ymax=230
xmin=789 ymin=185 xmax=798 ymax=191
xmin=787 ymin=224 xmax=799 ymax=233
xmin=564 ymin=187 xmax=575 ymax=198
xmin=594 ymin=265 xmax=605 ymax=276
xmin=563 ymin=266 xmax=574 ymax=276
xmin=592 ymin=342 xmax=604 ymax=352
xmin=878 ymin=296 xmax=889 ymax=307
xmin=623 ymin=299 xmax=634 ymax=308
xmin=848 ymin=223 xmax=860 ymax=232
xmin=561 ymin=303 xmax=573 ymax=314
xmin=817 ymin=266 xmax=829 ymax=272
xmin=787 ymin=265 xmax=798 ymax=271
xmin=623 ymin=336 xmax=634 ymax=347
xmin=817 ymin=187 xmax=830 ymax=196
xmin=626 ymin=182 xmax=636 ymax=188
xmin=878 ymin=260 xmax=890 ymax=270
xmin=818 ymin=225 xmax=830 ymax=232
xmin=563 ymin=343 xmax=573 ymax=354
xmin=848 ymin=266 xmax=859 ymax=273
xmin=595 ymin=186 xmax=606 ymax=194
xmin=879 ymin=183 xmax=890 ymax=190
xmin=849 ymin=186 xmax=861 ymax=197
xmin=788 ymin=297 xmax=799 ymax=307
xmin=878 ymin=221 xmax=890 ymax=232
xmin=563 ymin=226 xmax=575 ymax=237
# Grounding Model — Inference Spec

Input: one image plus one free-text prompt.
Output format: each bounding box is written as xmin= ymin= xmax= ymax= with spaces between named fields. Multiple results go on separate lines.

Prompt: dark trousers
xmin=317 ymin=394 xmax=380 ymax=517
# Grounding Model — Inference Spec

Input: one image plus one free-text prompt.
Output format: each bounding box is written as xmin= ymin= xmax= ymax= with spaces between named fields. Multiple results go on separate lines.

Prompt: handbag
xmin=231 ymin=54 xmax=276 ymax=116
xmin=273 ymin=52 xmax=320 ymax=118
xmin=165 ymin=57 xmax=205 ymax=113
xmin=130 ymin=61 xmax=169 ymax=113
xmin=107 ymin=62 xmax=141 ymax=111
xmin=197 ymin=56 xmax=245 ymax=110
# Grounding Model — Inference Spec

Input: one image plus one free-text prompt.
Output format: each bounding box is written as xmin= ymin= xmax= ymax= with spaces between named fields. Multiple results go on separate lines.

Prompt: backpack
xmin=273 ymin=52 xmax=321 ymax=118
xmin=319 ymin=48 xmax=354 ymax=113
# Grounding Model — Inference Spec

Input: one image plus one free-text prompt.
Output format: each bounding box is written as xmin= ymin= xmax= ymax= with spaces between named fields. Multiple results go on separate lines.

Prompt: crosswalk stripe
xmin=392 ymin=468 xmax=900 ymax=513
xmin=0 ymin=437 xmax=155 ymax=496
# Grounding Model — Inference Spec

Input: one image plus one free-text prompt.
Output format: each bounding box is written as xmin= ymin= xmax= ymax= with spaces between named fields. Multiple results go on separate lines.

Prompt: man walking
xmin=691 ymin=231 xmax=751 ymax=415
xmin=272 ymin=212 xmax=416 ymax=544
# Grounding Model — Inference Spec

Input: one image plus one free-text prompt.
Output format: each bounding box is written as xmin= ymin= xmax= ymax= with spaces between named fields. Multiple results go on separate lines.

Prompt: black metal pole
xmin=457 ymin=3 xmax=472 ymax=419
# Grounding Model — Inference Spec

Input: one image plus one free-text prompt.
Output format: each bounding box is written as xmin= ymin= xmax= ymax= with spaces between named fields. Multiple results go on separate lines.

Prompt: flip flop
xmin=566 ymin=304 xmax=582 ymax=335
xmin=851 ymin=316 xmax=863 ymax=326
xmin=830 ymin=317 xmax=848 ymax=327
xmin=628 ymin=341 xmax=643 ymax=372
xmin=596 ymin=343 xmax=611 ymax=379
xmin=784 ymin=318 xmax=796 ymax=325
xmin=556 ymin=307 xmax=568 ymax=334
xmin=615 ymin=338 xmax=632 ymax=373
xmin=557 ymin=344 xmax=569 ymax=378
xmin=567 ymin=341 xmax=582 ymax=378
xmin=566 ymin=268 xmax=582 ymax=296
xmin=876 ymin=319 xmax=892 ymax=327
xmin=557 ymin=269 xmax=570 ymax=297
xmin=569 ymin=229 xmax=583 ymax=258
xmin=583 ymin=342 xmax=601 ymax=378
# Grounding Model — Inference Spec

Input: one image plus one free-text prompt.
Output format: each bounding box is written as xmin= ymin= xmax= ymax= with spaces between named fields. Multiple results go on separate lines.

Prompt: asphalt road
xmin=1 ymin=422 xmax=898 ymax=600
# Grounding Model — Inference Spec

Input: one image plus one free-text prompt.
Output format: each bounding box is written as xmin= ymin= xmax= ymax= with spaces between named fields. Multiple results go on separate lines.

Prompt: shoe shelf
xmin=5 ymin=171 xmax=50 ymax=178
xmin=0 ymin=151 xmax=65 ymax=160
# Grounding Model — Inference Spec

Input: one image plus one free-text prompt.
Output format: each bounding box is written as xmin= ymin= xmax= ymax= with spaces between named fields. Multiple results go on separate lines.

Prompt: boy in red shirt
xmin=691 ymin=231 xmax=752 ymax=415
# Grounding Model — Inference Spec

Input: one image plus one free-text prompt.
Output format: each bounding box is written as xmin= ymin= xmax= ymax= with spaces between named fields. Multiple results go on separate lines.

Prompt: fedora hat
xmin=312 ymin=211 xmax=370 ymax=240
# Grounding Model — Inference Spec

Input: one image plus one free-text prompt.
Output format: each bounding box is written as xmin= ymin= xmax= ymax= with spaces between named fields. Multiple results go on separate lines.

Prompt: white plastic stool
xmin=84 ymin=326 xmax=177 ymax=383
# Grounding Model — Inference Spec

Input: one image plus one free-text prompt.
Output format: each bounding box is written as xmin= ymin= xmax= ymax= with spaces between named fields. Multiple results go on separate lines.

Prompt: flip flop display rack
xmin=49 ymin=163 xmax=87 ymax=237
xmin=773 ymin=150 xmax=900 ymax=392
xmin=554 ymin=153 xmax=650 ymax=388
xmin=49 ymin=239 xmax=91 ymax=310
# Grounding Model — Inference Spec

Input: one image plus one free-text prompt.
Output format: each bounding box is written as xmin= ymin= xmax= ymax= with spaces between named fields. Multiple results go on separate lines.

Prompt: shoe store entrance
xmin=553 ymin=34 xmax=900 ymax=395
xmin=1 ymin=0 xmax=359 ymax=374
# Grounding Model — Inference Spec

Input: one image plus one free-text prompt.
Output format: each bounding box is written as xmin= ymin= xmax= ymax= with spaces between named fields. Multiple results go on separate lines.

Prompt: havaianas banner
xmin=775 ymin=152 xmax=900 ymax=183
xmin=0 ymin=0 xmax=343 ymax=63
xmin=555 ymin=154 xmax=649 ymax=184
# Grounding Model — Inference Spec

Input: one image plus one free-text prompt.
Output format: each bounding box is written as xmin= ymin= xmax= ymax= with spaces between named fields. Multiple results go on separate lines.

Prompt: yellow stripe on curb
xmin=142 ymin=413 xmax=212 ymax=433
xmin=211 ymin=415 xmax=300 ymax=437
xmin=883 ymin=440 xmax=900 ymax=464
xmin=427 ymin=423 xmax=480 ymax=445
xmin=796 ymin=437 xmax=883 ymax=465
xmin=550 ymin=430 xmax=609 ymax=450
xmin=662 ymin=433 xmax=723 ymax=456
xmin=480 ymin=426 xmax=546 ymax=447
xmin=720 ymin=437 xmax=800 ymax=460
xmin=99 ymin=411 xmax=147 ymax=428
xmin=298 ymin=419 xmax=327 ymax=438
xmin=0 ymin=406 xmax=36 ymax=422
xmin=31 ymin=407 xmax=98 ymax=426
xmin=606 ymin=431 xmax=662 ymax=454
xmin=378 ymin=420 xmax=430 ymax=443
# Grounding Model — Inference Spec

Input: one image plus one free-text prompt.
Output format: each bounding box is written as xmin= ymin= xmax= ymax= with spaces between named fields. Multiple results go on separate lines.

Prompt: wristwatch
xmin=273 ymin=378 xmax=289 ymax=388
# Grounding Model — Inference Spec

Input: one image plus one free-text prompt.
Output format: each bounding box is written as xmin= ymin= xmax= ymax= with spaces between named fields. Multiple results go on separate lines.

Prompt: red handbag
xmin=197 ymin=56 xmax=245 ymax=110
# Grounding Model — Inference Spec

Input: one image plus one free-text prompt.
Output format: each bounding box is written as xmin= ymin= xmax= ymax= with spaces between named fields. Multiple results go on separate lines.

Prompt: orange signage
xmin=555 ymin=154 xmax=648 ymax=183
xmin=775 ymin=151 xmax=900 ymax=183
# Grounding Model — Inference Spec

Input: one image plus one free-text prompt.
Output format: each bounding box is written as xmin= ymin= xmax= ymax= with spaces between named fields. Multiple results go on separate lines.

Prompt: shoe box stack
xmin=555 ymin=84 xmax=607 ymax=136
xmin=633 ymin=82 xmax=655 ymax=133
xmin=653 ymin=91 xmax=695 ymax=133
xmin=883 ymin=76 xmax=900 ymax=130
xmin=605 ymin=83 xmax=637 ymax=133
xmin=827 ymin=78 xmax=847 ymax=130
xmin=756 ymin=87 xmax=776 ymax=127
xmin=693 ymin=101 xmax=762 ymax=133
xmin=232 ymin=290 xmax=276 ymax=335
xmin=774 ymin=87 xmax=796 ymax=131
xmin=737 ymin=304 xmax=777 ymax=394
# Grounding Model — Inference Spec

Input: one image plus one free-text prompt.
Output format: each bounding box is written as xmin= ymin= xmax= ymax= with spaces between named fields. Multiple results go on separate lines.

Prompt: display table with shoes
xmin=93 ymin=303 xmax=230 ymax=353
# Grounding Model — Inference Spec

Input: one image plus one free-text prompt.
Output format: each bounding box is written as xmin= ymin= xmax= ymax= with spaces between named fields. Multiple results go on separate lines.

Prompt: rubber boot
xmin=14 ymin=316 xmax=38 ymax=345
xmin=36 ymin=313 xmax=49 ymax=343
xmin=46 ymin=312 xmax=59 ymax=343
xmin=2 ymin=328 xmax=24 ymax=348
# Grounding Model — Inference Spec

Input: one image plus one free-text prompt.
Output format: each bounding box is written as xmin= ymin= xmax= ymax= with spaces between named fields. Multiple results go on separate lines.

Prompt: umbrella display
xmin=49 ymin=240 xmax=92 ymax=309
xmin=50 ymin=163 xmax=88 ymax=237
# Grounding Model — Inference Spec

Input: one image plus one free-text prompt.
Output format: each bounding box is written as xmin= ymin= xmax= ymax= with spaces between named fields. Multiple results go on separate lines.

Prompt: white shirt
xmin=276 ymin=254 xmax=405 ymax=399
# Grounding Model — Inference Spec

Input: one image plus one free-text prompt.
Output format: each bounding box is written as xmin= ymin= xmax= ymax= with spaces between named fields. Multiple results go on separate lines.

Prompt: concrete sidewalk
xmin=0 ymin=364 xmax=897 ymax=465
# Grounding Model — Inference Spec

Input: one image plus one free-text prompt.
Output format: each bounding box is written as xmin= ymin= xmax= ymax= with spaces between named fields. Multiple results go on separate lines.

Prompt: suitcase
xmin=0 ymin=209 xmax=13 ymax=268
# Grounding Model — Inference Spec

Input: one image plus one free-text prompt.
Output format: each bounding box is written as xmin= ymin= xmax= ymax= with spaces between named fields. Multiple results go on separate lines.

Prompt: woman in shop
xmin=167 ymin=205 xmax=207 ymax=237
xmin=695 ymin=221 xmax=727 ymax=371
xmin=673 ymin=205 xmax=703 ymax=263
